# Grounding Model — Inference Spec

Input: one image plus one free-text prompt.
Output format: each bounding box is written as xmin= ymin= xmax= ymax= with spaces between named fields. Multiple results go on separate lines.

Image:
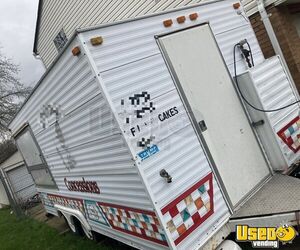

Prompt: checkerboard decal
xmin=47 ymin=194 xmax=85 ymax=215
xmin=161 ymin=172 xmax=214 ymax=246
xmin=39 ymin=192 xmax=54 ymax=208
xmin=85 ymin=200 xmax=110 ymax=227
xmin=277 ymin=116 xmax=300 ymax=153
xmin=98 ymin=202 xmax=168 ymax=246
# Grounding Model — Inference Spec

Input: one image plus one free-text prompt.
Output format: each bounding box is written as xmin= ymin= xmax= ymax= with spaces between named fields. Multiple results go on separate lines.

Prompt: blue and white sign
xmin=138 ymin=145 xmax=159 ymax=161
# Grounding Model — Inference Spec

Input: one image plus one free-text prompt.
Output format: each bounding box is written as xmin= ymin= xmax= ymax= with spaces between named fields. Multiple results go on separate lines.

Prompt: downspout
xmin=256 ymin=0 xmax=300 ymax=98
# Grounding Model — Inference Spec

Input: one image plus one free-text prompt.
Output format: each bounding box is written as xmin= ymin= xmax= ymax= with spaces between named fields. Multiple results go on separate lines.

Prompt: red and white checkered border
xmin=277 ymin=116 xmax=300 ymax=153
xmin=98 ymin=202 xmax=168 ymax=246
xmin=161 ymin=172 xmax=214 ymax=245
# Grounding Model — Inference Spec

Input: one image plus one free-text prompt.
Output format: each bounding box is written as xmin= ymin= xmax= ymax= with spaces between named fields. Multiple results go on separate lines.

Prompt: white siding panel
xmin=81 ymin=0 xmax=263 ymax=74
xmin=36 ymin=94 xmax=118 ymax=156
xmin=10 ymin=38 xmax=96 ymax=135
xmin=250 ymin=56 xmax=300 ymax=165
xmin=10 ymin=37 xmax=153 ymax=212
xmin=101 ymin=55 xmax=175 ymax=104
xmin=38 ymin=0 xmax=261 ymax=67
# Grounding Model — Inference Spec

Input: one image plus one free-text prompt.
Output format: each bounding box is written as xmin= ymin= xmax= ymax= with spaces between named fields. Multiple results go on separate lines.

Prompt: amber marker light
xmin=90 ymin=36 xmax=103 ymax=46
xmin=163 ymin=19 xmax=173 ymax=27
xmin=189 ymin=13 xmax=199 ymax=21
xmin=72 ymin=46 xmax=81 ymax=56
xmin=233 ymin=2 xmax=241 ymax=9
xmin=177 ymin=16 xmax=186 ymax=24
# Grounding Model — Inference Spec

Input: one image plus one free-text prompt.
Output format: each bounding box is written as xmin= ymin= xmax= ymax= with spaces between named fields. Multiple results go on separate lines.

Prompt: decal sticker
xmin=120 ymin=90 xmax=189 ymax=160
xmin=138 ymin=145 xmax=159 ymax=161
xmin=98 ymin=202 xmax=168 ymax=246
xmin=84 ymin=200 xmax=110 ymax=227
xmin=39 ymin=192 xmax=54 ymax=208
xmin=277 ymin=116 xmax=300 ymax=153
xmin=161 ymin=173 xmax=214 ymax=245
xmin=64 ymin=177 xmax=100 ymax=194
xmin=47 ymin=194 xmax=85 ymax=216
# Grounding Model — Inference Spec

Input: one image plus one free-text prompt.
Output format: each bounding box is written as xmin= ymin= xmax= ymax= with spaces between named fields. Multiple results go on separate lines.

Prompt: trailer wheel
xmin=71 ymin=216 xmax=85 ymax=237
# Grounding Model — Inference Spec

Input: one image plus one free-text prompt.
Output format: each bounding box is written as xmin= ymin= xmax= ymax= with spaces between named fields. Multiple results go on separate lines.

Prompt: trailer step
xmin=231 ymin=174 xmax=300 ymax=219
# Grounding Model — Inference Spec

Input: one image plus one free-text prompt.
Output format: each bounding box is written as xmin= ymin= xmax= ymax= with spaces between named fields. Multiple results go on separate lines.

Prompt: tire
xmin=71 ymin=217 xmax=85 ymax=237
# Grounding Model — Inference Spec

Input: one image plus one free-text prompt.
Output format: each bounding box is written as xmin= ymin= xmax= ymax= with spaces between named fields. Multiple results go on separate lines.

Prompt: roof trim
xmin=33 ymin=0 xmax=43 ymax=55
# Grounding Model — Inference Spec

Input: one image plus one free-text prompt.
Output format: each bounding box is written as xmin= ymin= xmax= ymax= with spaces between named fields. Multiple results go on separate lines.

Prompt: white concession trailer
xmin=9 ymin=0 xmax=300 ymax=249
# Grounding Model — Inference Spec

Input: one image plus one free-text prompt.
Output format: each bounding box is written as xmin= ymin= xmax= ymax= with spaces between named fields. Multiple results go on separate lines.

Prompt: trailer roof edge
xmin=9 ymin=0 xmax=225 ymax=128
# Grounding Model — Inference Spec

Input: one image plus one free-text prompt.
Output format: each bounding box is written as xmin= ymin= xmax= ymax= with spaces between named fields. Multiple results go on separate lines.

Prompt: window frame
xmin=53 ymin=28 xmax=68 ymax=52
xmin=14 ymin=124 xmax=57 ymax=189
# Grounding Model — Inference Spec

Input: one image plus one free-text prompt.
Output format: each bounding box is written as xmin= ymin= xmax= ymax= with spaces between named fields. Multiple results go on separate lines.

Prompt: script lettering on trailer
xmin=64 ymin=177 xmax=100 ymax=194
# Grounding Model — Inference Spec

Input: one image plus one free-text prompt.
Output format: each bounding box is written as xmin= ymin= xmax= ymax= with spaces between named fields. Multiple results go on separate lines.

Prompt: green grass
xmin=0 ymin=208 xmax=121 ymax=250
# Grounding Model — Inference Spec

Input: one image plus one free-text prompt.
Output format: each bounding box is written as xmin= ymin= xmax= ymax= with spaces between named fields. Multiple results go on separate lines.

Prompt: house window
xmin=53 ymin=29 xmax=68 ymax=52
xmin=14 ymin=127 xmax=56 ymax=188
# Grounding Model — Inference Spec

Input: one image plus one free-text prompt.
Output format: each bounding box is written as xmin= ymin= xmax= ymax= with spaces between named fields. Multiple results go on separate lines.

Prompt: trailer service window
xmin=15 ymin=128 xmax=56 ymax=188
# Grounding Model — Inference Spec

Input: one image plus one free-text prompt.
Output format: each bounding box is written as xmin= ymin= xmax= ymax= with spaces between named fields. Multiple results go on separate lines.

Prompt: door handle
xmin=198 ymin=120 xmax=207 ymax=132
xmin=252 ymin=120 xmax=264 ymax=127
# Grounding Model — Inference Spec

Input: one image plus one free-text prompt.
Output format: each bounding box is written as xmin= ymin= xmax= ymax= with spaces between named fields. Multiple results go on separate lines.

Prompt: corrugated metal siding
xmin=250 ymin=56 xmax=300 ymax=165
xmin=241 ymin=0 xmax=279 ymax=17
xmin=81 ymin=0 xmax=264 ymax=76
xmin=9 ymin=36 xmax=153 ymax=212
xmin=37 ymin=0 xmax=267 ymax=68
xmin=39 ymin=0 xmax=208 ymax=67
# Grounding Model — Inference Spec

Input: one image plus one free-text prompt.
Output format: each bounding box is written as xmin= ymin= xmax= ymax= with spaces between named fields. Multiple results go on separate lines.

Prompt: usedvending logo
xmin=138 ymin=145 xmax=159 ymax=161
xmin=236 ymin=224 xmax=297 ymax=248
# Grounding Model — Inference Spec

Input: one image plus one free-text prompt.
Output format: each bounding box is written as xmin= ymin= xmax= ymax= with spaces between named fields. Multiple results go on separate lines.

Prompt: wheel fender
xmin=54 ymin=204 xmax=92 ymax=238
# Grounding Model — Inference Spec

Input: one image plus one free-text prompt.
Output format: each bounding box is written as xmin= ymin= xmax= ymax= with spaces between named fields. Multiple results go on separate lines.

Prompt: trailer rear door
xmin=158 ymin=24 xmax=271 ymax=208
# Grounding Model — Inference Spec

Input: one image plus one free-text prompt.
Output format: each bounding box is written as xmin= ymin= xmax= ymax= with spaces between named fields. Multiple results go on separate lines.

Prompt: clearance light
xmin=189 ymin=13 xmax=199 ymax=21
xmin=72 ymin=46 xmax=81 ymax=56
xmin=90 ymin=36 xmax=103 ymax=46
xmin=233 ymin=2 xmax=241 ymax=9
xmin=163 ymin=19 xmax=173 ymax=27
xmin=177 ymin=16 xmax=186 ymax=24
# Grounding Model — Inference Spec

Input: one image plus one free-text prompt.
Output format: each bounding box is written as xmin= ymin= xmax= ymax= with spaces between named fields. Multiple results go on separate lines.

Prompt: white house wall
xmin=241 ymin=0 xmax=278 ymax=16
